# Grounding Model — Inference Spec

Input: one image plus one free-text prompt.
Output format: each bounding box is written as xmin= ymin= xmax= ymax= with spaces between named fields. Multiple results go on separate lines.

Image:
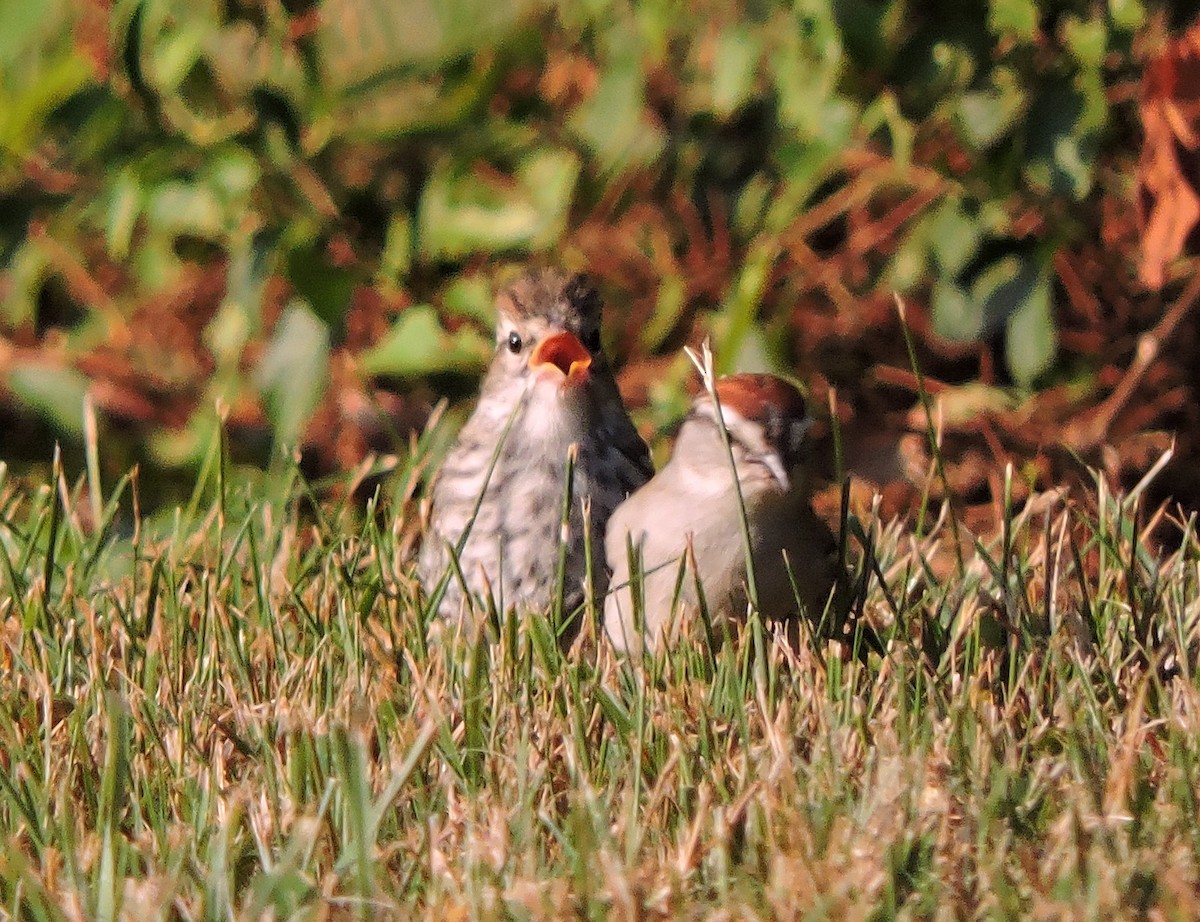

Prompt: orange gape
xmin=530 ymin=331 xmax=592 ymax=385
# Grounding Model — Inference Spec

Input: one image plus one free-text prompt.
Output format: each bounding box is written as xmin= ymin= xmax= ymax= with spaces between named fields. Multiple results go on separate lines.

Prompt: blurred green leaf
xmin=202 ymin=145 xmax=260 ymax=206
xmin=955 ymin=67 xmax=1025 ymax=150
xmin=1108 ymin=0 xmax=1145 ymax=31
xmin=312 ymin=0 xmax=525 ymax=136
xmin=7 ymin=364 xmax=89 ymax=437
xmin=1 ymin=239 xmax=50 ymax=329
xmin=0 ymin=2 xmax=47 ymax=67
xmin=148 ymin=408 xmax=219 ymax=469
xmin=931 ymin=279 xmax=981 ymax=342
xmin=256 ymin=300 xmax=330 ymax=448
xmin=1005 ymin=269 xmax=1056 ymax=386
xmin=1023 ymin=78 xmax=1106 ymax=200
xmin=937 ymin=382 xmax=1017 ymax=425
xmin=989 ymin=0 xmax=1038 ymax=40
xmin=205 ymin=299 xmax=253 ymax=371
xmin=442 ymin=276 xmax=494 ymax=327
xmin=890 ymin=212 xmax=932 ymax=292
xmin=861 ymin=91 xmax=914 ymax=167
xmin=912 ymin=40 xmax=977 ymax=113
xmin=769 ymin=14 xmax=853 ymax=142
xmin=317 ymin=0 xmax=528 ymax=88
xmin=206 ymin=231 xmax=279 ymax=368
xmin=734 ymin=173 xmax=772 ymax=238
xmin=327 ymin=68 xmax=496 ymax=140
xmin=928 ymin=198 xmax=982 ymax=277
xmin=145 ymin=17 xmax=207 ymax=92
xmin=248 ymin=864 xmax=312 ymax=920
xmin=934 ymin=251 xmax=1058 ymax=384
xmin=0 ymin=53 xmax=94 ymax=165
xmin=712 ymin=26 xmax=760 ymax=118
xmin=379 ymin=214 xmax=413 ymax=284
xmin=286 ymin=245 xmax=355 ymax=329
xmin=770 ymin=143 xmax=842 ymax=220
xmin=976 ymin=198 xmax=1016 ymax=238
xmin=570 ymin=50 xmax=665 ymax=174
xmin=521 ymin=149 xmax=582 ymax=237
xmin=1062 ymin=15 xmax=1107 ymax=69
xmin=362 ymin=305 xmax=490 ymax=378
xmin=715 ymin=242 xmax=775 ymax=373
xmin=972 ymin=253 xmax=1040 ymax=338
xmin=417 ymin=148 xmax=579 ymax=260
xmin=145 ymin=181 xmax=225 ymax=240
xmin=730 ymin=324 xmax=776 ymax=374
xmin=641 ymin=274 xmax=686 ymax=351
xmin=834 ymin=0 xmax=907 ymax=68
xmin=103 ymin=169 xmax=142 ymax=261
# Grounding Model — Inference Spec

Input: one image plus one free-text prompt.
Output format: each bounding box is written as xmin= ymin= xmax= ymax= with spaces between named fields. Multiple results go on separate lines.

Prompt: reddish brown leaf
xmin=1137 ymin=24 xmax=1200 ymax=289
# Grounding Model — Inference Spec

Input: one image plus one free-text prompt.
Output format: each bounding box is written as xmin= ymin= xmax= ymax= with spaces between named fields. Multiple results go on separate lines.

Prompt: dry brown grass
xmin=0 ymin=446 xmax=1198 ymax=920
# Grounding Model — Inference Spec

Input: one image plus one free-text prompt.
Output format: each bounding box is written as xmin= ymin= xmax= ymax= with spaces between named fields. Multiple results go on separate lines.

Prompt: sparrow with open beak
xmin=418 ymin=269 xmax=654 ymax=642
xmin=604 ymin=373 xmax=863 ymax=656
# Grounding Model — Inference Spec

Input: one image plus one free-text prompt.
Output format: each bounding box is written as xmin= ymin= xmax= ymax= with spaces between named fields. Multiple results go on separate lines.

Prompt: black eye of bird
xmin=507 ymin=331 xmax=523 ymax=353
xmin=583 ymin=329 xmax=601 ymax=352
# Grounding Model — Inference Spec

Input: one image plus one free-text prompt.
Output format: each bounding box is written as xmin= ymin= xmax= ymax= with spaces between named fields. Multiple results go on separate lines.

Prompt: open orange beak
xmin=530 ymin=331 xmax=592 ymax=386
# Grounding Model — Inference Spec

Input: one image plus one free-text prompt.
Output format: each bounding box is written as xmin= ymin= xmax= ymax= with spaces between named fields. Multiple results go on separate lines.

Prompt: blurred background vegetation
xmin=2 ymin=0 xmax=1199 ymax=521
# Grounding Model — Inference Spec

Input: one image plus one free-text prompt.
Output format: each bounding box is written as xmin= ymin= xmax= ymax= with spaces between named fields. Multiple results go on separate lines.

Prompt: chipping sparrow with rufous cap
xmin=604 ymin=372 xmax=867 ymax=657
xmin=418 ymin=269 xmax=654 ymax=644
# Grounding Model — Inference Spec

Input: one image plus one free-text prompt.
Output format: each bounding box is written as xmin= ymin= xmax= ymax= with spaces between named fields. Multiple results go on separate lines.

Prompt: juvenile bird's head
xmin=475 ymin=270 xmax=620 ymax=437
xmin=491 ymin=269 xmax=602 ymax=383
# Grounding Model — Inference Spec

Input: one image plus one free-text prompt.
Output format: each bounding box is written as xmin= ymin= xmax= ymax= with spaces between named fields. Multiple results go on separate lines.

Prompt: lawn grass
xmin=0 ymin=435 xmax=1198 ymax=920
